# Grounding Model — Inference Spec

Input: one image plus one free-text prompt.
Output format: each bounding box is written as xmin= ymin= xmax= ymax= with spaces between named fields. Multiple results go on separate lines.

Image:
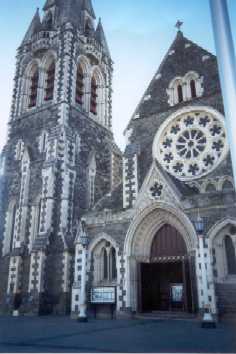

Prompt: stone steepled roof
xmin=43 ymin=0 xmax=58 ymax=11
xmin=125 ymin=30 xmax=219 ymax=130
xmin=48 ymin=0 xmax=94 ymax=28
xmin=95 ymin=18 xmax=110 ymax=57
xmin=82 ymin=0 xmax=96 ymax=19
xmin=22 ymin=8 xmax=41 ymax=44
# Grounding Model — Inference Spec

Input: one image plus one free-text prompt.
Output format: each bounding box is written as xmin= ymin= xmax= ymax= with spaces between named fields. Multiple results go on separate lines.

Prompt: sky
xmin=0 ymin=0 xmax=236 ymax=151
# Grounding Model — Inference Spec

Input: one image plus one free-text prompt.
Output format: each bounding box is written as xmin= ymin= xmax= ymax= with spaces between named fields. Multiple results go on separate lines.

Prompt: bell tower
xmin=0 ymin=0 xmax=121 ymax=315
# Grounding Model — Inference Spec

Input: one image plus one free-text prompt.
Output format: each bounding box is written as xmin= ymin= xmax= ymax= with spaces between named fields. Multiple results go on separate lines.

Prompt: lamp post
xmin=209 ymin=0 xmax=236 ymax=187
xmin=194 ymin=215 xmax=216 ymax=328
xmin=77 ymin=220 xmax=89 ymax=322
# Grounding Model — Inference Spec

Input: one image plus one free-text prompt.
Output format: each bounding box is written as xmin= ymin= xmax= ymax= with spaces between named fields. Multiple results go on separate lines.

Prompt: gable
xmin=126 ymin=31 xmax=220 ymax=128
xmin=134 ymin=160 xmax=183 ymax=213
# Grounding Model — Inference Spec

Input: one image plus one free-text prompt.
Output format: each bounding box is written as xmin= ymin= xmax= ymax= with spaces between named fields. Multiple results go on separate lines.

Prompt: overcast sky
xmin=0 ymin=0 xmax=236 ymax=151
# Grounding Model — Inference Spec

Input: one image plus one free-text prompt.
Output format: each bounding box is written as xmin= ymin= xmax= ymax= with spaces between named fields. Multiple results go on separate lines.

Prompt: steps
xmin=135 ymin=311 xmax=197 ymax=321
xmin=216 ymin=283 xmax=236 ymax=315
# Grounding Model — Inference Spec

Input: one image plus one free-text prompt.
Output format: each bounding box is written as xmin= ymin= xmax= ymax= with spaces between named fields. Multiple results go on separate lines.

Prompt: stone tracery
xmin=154 ymin=108 xmax=228 ymax=181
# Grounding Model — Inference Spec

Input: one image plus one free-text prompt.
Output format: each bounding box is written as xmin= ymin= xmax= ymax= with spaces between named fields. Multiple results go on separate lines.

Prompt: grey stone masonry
xmin=0 ymin=0 xmax=121 ymax=315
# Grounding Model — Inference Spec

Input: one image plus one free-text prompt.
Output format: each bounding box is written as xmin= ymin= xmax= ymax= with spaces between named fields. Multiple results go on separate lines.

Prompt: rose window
xmin=153 ymin=109 xmax=228 ymax=181
xmin=176 ymin=129 xmax=207 ymax=159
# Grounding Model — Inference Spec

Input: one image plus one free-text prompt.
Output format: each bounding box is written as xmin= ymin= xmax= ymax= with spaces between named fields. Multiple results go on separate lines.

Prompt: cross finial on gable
xmin=175 ymin=20 xmax=183 ymax=31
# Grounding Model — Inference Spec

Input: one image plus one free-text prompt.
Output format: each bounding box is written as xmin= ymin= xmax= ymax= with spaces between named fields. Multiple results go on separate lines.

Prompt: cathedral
xmin=0 ymin=0 xmax=236 ymax=320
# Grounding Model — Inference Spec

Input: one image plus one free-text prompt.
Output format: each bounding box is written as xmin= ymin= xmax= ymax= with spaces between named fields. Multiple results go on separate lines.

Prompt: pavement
xmin=0 ymin=315 xmax=235 ymax=353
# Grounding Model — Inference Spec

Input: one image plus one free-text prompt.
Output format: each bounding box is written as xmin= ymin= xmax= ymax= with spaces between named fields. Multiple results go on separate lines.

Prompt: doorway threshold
xmin=135 ymin=311 xmax=197 ymax=321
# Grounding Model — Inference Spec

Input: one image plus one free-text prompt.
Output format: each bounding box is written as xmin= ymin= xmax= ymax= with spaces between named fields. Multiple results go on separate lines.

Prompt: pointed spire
xmin=22 ymin=8 xmax=41 ymax=45
xmin=95 ymin=18 xmax=111 ymax=58
xmin=82 ymin=0 xmax=96 ymax=19
xmin=43 ymin=0 xmax=57 ymax=11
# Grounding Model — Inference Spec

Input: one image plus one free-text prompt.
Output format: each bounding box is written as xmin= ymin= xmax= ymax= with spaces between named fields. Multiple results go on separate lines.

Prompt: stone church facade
xmin=0 ymin=0 xmax=236 ymax=319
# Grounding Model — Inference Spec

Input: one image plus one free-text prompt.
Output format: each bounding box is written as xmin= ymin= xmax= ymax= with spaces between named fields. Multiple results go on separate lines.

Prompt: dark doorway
xmin=140 ymin=261 xmax=192 ymax=313
xmin=139 ymin=224 xmax=193 ymax=313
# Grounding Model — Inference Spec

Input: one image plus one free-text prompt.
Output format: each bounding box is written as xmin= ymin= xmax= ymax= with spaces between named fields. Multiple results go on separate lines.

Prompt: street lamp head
xmin=80 ymin=233 xmax=89 ymax=247
xmin=195 ymin=215 xmax=204 ymax=234
xmin=75 ymin=219 xmax=89 ymax=247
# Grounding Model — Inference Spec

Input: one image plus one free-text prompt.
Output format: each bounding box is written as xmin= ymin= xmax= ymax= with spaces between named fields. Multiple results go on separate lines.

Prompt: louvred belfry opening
xmin=28 ymin=69 xmax=39 ymax=108
xmin=177 ymin=84 xmax=183 ymax=103
xmin=90 ymin=76 xmax=98 ymax=114
xmin=44 ymin=62 xmax=55 ymax=101
xmin=190 ymin=79 xmax=197 ymax=98
xmin=76 ymin=65 xmax=84 ymax=104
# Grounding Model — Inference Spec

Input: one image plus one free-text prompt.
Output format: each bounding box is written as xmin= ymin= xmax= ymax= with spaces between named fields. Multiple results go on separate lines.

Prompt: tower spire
xmin=22 ymin=8 xmax=41 ymax=45
xmin=95 ymin=18 xmax=111 ymax=57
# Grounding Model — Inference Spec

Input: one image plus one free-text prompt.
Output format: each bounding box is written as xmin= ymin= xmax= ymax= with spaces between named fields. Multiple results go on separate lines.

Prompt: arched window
xmin=76 ymin=65 xmax=84 ymax=105
xmin=28 ymin=67 xmax=39 ymax=108
xmin=44 ymin=61 xmax=55 ymax=101
xmin=90 ymin=76 xmax=98 ymax=115
xmin=102 ymin=248 xmax=108 ymax=280
xmin=177 ymin=84 xmax=183 ymax=103
xmin=109 ymin=247 xmax=117 ymax=280
xmin=37 ymin=199 xmax=42 ymax=234
xmin=225 ymin=235 xmax=236 ymax=275
xmin=190 ymin=79 xmax=197 ymax=98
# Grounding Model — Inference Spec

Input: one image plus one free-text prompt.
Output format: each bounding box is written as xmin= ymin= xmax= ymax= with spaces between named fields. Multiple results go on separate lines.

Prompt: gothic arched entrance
xmin=124 ymin=203 xmax=198 ymax=315
xmin=139 ymin=224 xmax=193 ymax=313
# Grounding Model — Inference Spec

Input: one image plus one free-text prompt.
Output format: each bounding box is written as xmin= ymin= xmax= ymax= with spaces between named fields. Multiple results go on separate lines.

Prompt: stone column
xmin=27 ymin=251 xmax=46 ymax=315
xmin=71 ymin=220 xmax=89 ymax=321
xmin=79 ymin=241 xmax=88 ymax=321
xmin=196 ymin=234 xmax=217 ymax=315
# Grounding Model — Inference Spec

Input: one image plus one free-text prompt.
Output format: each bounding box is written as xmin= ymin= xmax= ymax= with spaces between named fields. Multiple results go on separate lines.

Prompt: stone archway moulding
xmin=124 ymin=201 xmax=198 ymax=259
xmin=207 ymin=217 xmax=236 ymax=247
xmin=88 ymin=232 xmax=119 ymax=254
xmin=123 ymin=202 xmax=198 ymax=311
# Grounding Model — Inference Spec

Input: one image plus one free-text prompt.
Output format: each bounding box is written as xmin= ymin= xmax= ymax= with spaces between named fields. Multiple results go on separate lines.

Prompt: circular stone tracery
xmin=153 ymin=109 xmax=228 ymax=181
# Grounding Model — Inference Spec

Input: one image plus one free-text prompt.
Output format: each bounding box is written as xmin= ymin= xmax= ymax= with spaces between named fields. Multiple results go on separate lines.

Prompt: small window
xmin=88 ymin=154 xmax=96 ymax=208
xmin=190 ymin=79 xmax=197 ymax=98
xmin=102 ymin=248 xmax=108 ymax=280
xmin=76 ymin=65 xmax=84 ymax=105
xmin=40 ymin=132 xmax=47 ymax=153
xmin=225 ymin=235 xmax=236 ymax=275
xmin=42 ymin=133 xmax=46 ymax=152
xmin=177 ymin=84 xmax=183 ymax=103
xmin=109 ymin=247 xmax=117 ymax=280
xmin=89 ymin=175 xmax=95 ymax=207
xmin=44 ymin=61 xmax=55 ymax=101
xmin=28 ymin=68 xmax=39 ymax=108
xmin=90 ymin=76 xmax=98 ymax=114
xmin=37 ymin=199 xmax=42 ymax=234
xmin=10 ymin=205 xmax=17 ymax=252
